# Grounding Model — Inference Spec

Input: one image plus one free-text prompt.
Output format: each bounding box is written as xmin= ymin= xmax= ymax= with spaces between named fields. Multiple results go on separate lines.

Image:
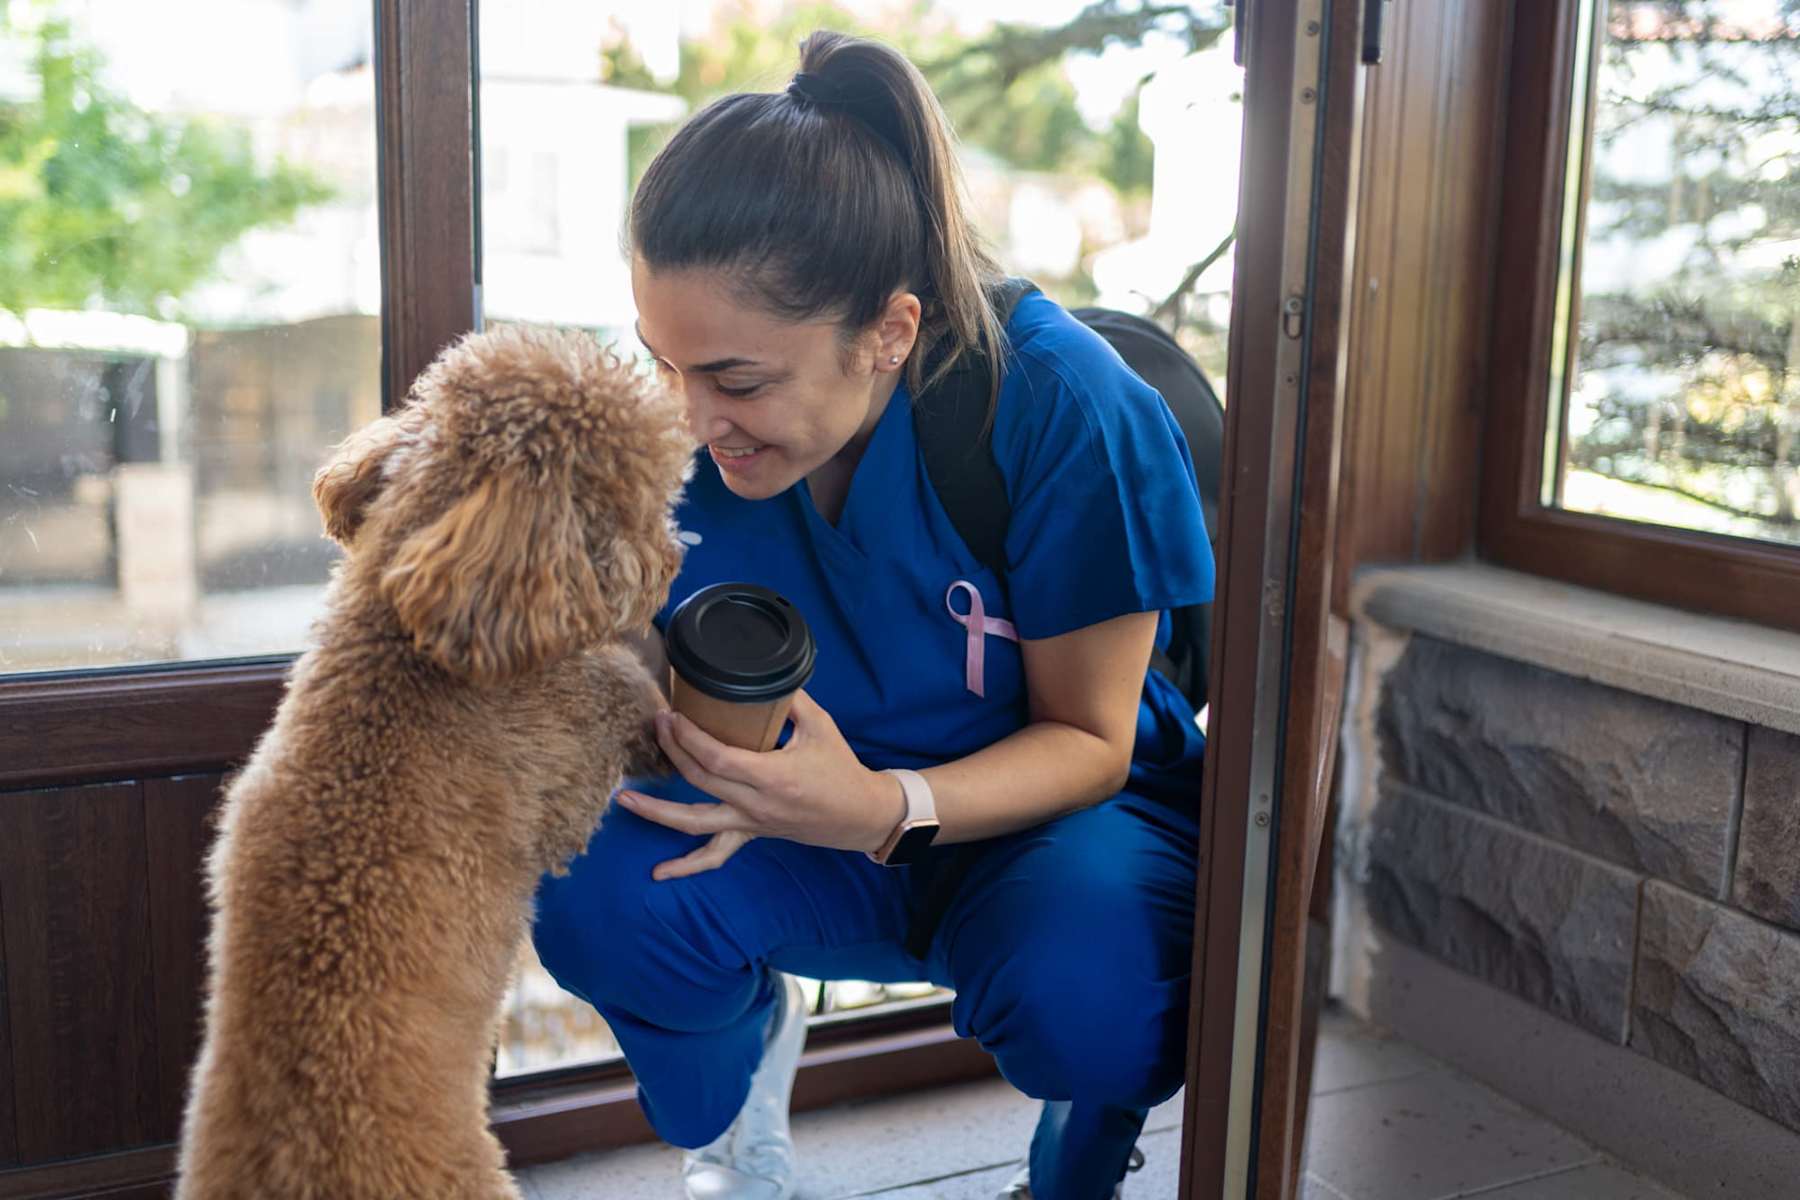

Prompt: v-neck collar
xmin=796 ymin=379 xmax=913 ymax=551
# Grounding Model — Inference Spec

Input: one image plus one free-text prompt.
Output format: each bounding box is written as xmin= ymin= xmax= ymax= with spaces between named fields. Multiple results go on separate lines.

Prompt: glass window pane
xmin=479 ymin=0 xmax=1236 ymax=1078
xmin=1549 ymin=1 xmax=1800 ymax=545
xmin=0 ymin=0 xmax=381 ymax=674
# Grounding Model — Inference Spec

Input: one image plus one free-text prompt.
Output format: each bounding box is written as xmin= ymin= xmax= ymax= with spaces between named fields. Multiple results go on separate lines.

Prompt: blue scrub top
xmin=649 ymin=291 xmax=1216 ymax=813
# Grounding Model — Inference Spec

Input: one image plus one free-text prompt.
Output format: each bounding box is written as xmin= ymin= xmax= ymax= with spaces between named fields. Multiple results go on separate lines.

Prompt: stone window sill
xmin=1351 ymin=560 xmax=1800 ymax=737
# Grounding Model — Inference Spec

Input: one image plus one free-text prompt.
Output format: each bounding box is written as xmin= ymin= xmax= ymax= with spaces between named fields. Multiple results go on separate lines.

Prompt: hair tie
xmin=785 ymin=71 xmax=911 ymax=167
xmin=787 ymin=72 xmax=846 ymax=107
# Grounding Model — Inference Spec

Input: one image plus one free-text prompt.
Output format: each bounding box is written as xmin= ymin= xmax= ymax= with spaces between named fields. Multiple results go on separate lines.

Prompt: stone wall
xmin=1366 ymin=635 xmax=1800 ymax=1133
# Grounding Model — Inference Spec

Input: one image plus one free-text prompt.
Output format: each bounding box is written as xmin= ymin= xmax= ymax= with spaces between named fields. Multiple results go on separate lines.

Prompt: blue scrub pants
xmin=531 ymin=793 xmax=1197 ymax=1200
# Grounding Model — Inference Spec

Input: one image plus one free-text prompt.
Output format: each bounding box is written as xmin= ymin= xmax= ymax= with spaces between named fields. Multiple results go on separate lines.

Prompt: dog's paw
xmin=623 ymin=715 xmax=676 ymax=779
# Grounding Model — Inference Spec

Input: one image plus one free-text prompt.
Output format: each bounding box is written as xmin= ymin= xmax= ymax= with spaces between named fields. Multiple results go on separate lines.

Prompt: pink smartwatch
xmin=868 ymin=768 xmax=940 ymax=866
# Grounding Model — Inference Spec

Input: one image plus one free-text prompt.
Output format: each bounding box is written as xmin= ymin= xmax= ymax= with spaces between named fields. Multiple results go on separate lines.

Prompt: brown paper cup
xmin=669 ymin=670 xmax=797 ymax=752
xmin=664 ymin=583 xmax=814 ymax=753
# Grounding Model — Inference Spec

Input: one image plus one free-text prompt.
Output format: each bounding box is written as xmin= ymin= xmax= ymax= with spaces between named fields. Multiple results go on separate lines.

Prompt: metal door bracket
xmin=1282 ymin=295 xmax=1305 ymax=339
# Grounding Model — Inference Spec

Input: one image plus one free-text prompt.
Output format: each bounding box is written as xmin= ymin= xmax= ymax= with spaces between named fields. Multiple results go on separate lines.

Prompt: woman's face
xmin=631 ymin=264 xmax=917 ymax=501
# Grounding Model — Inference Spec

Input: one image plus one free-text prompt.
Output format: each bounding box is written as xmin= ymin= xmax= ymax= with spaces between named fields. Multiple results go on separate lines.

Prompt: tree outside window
xmin=1551 ymin=0 xmax=1800 ymax=545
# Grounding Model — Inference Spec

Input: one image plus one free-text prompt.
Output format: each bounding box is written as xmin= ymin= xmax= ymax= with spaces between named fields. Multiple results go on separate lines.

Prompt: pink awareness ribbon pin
xmin=946 ymin=580 xmax=1018 ymax=698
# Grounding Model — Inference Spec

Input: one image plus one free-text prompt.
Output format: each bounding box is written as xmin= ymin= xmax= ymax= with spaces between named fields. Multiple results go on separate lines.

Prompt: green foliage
xmin=1101 ymin=90 xmax=1155 ymax=196
xmin=0 ymin=14 xmax=334 ymax=318
xmin=922 ymin=0 xmax=1225 ymax=94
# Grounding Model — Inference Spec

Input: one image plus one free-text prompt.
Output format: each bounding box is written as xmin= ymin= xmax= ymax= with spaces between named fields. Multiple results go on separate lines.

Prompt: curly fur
xmin=175 ymin=325 xmax=693 ymax=1200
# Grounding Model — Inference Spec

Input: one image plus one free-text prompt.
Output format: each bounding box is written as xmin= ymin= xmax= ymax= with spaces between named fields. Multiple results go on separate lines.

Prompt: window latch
xmin=1282 ymin=295 xmax=1305 ymax=340
xmin=1363 ymin=0 xmax=1392 ymax=65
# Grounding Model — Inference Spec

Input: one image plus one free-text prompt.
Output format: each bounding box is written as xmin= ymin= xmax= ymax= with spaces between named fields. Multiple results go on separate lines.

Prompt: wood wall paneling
xmin=1331 ymin=0 xmax=1509 ymax=612
xmin=0 ymin=1144 xmax=174 ymax=1200
xmin=0 ymin=665 xmax=285 ymax=791
xmin=0 ymin=851 xmax=13 ymax=1168
xmin=0 ymin=784 xmax=161 ymax=1164
xmin=143 ymin=775 xmax=226 ymax=1144
xmin=1417 ymin=2 xmax=1507 ymax=561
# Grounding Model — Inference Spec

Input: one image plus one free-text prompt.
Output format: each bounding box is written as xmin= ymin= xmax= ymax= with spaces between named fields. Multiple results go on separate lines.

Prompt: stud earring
xmin=889 ymin=355 xmax=900 ymax=364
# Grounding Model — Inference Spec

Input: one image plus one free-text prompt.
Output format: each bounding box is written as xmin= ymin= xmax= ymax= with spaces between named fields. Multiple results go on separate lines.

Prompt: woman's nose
xmin=682 ymin=394 xmax=732 ymax=443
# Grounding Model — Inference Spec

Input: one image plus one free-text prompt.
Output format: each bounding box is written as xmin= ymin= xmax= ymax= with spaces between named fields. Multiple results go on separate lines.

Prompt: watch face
xmin=885 ymin=821 xmax=940 ymax=866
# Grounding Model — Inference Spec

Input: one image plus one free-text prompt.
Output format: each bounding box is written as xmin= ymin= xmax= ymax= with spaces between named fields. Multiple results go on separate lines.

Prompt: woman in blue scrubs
xmin=531 ymin=30 xmax=1213 ymax=1200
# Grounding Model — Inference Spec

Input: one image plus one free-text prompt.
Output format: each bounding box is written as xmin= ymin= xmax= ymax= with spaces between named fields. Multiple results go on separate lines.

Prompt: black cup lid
xmin=665 ymin=583 xmax=816 ymax=703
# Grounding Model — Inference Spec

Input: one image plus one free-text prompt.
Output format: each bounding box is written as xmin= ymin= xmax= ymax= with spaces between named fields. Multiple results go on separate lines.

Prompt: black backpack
xmin=900 ymin=280 xmax=1224 ymax=959
xmin=911 ymin=278 xmax=1225 ymax=710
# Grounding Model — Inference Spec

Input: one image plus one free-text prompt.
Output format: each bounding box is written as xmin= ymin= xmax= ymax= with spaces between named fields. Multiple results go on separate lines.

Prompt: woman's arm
xmin=916 ymin=608 xmax=1158 ymax=843
xmin=615 ymin=609 xmax=1161 ymax=877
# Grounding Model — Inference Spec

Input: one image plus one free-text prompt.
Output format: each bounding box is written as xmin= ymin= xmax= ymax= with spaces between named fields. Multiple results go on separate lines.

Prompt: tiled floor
xmin=514 ymin=1008 xmax=1683 ymax=1199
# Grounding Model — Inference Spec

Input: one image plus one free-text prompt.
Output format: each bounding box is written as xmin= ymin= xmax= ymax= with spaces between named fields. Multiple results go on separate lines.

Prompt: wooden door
xmin=1179 ymin=0 xmax=1369 ymax=1196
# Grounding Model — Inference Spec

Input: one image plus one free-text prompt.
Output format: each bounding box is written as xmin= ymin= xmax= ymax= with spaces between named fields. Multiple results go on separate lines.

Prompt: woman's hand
xmin=615 ymin=689 xmax=906 ymax=881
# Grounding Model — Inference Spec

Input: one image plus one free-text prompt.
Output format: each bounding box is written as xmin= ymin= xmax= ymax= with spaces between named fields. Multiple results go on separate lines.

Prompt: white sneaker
xmin=995 ymin=1145 xmax=1145 ymax=1199
xmin=681 ymin=971 xmax=809 ymax=1200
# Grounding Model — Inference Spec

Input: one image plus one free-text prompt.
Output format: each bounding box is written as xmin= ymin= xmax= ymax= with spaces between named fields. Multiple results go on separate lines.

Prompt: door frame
xmin=1180 ymin=1 xmax=1366 ymax=1195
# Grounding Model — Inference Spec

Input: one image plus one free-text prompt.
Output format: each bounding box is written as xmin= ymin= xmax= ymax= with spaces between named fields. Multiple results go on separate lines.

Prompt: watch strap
xmin=885 ymin=768 xmax=935 ymax=824
xmin=870 ymin=768 xmax=938 ymax=864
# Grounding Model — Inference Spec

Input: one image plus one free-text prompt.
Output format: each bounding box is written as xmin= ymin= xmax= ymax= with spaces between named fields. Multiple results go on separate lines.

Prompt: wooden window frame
xmin=1480 ymin=0 xmax=1800 ymax=633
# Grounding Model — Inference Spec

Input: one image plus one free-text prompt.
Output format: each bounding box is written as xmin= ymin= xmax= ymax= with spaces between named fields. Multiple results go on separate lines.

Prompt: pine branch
xmin=1585 ymin=294 xmax=1791 ymax=367
xmin=1607 ymin=91 xmax=1800 ymax=127
xmin=1152 ymin=226 xmax=1236 ymax=324
xmin=924 ymin=0 xmax=1228 ymax=98
xmin=1606 ymin=29 xmax=1800 ymax=47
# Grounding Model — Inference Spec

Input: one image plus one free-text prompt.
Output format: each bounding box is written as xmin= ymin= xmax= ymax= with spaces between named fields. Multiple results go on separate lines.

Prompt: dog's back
xmin=176 ymin=638 xmax=542 ymax=1200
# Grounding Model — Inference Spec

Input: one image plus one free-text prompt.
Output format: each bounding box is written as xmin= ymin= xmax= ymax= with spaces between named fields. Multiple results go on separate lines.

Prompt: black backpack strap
xmin=903 ymin=279 xmax=1036 ymax=963
xmin=912 ymin=277 xmax=1038 ymax=577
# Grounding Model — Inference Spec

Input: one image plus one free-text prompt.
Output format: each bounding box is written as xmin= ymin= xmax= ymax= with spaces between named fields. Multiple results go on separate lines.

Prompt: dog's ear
xmin=593 ymin=524 xmax=684 ymax=637
xmin=313 ymin=413 xmax=413 ymax=546
xmin=380 ymin=469 xmax=606 ymax=684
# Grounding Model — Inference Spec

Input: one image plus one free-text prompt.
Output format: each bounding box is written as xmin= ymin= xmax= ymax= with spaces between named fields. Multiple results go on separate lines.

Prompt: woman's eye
xmin=716 ymin=381 xmax=763 ymax=398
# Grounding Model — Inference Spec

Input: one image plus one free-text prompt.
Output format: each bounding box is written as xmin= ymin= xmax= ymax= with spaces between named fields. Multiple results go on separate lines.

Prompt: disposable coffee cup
xmin=664 ymin=583 xmax=817 ymax=751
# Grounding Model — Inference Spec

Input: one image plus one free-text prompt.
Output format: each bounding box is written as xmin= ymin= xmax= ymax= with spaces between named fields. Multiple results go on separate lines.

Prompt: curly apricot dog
xmin=175 ymin=326 xmax=692 ymax=1200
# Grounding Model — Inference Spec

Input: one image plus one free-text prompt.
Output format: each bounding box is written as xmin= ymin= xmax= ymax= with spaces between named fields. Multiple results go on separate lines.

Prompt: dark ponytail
xmin=629 ymin=31 xmax=1005 ymax=404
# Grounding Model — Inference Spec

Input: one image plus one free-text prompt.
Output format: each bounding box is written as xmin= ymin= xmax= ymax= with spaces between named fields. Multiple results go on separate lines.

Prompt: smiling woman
xmin=631 ymin=265 xmax=920 ymax=521
xmin=475 ymin=7 xmax=1242 ymax=1135
xmin=526 ymin=26 xmax=1215 ymax=1200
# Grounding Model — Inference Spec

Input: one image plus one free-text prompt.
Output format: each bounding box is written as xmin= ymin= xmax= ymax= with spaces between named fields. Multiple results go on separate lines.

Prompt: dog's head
xmin=312 ymin=325 xmax=693 ymax=685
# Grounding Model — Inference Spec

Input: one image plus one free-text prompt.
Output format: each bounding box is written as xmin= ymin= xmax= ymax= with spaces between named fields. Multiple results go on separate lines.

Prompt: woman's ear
xmin=312 ymin=412 xmax=415 ymax=546
xmin=380 ymin=470 xmax=607 ymax=684
xmin=875 ymin=290 xmax=922 ymax=369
